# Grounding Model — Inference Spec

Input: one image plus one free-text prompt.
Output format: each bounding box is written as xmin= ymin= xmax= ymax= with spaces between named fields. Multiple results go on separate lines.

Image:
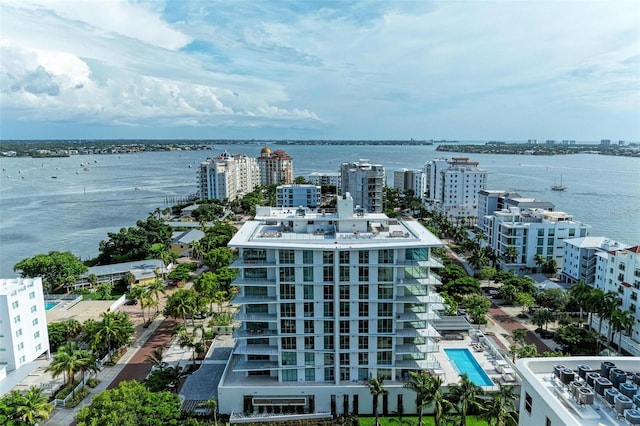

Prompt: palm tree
xmin=610 ymin=309 xmax=634 ymax=352
xmin=568 ymin=281 xmax=591 ymax=323
xmin=14 ymin=386 xmax=54 ymax=426
xmin=92 ymin=311 xmax=133 ymax=355
xmin=203 ymin=397 xmax=218 ymax=425
xmin=127 ymin=285 xmax=148 ymax=323
xmin=446 ymin=373 xmax=484 ymax=426
xmin=533 ymin=254 xmax=545 ymax=273
xmin=122 ymin=271 xmax=136 ymax=289
xmin=366 ymin=376 xmax=388 ymax=426
xmin=532 ymin=308 xmax=555 ymax=331
xmin=74 ymin=348 xmax=99 ymax=384
xmin=503 ymin=246 xmax=518 ymax=264
xmin=147 ymin=279 xmax=167 ymax=314
xmin=480 ymin=384 xmax=518 ymax=426
xmin=403 ymin=370 xmax=431 ymax=426
xmin=45 ymin=341 xmax=83 ymax=387
xmin=511 ymin=329 xmax=527 ymax=346
xmin=594 ymin=291 xmax=620 ymax=352
xmin=87 ymin=273 xmax=99 ymax=290
xmin=145 ymin=346 xmax=168 ymax=371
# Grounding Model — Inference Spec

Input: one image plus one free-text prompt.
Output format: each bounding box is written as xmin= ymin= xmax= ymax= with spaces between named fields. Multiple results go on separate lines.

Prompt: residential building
xmin=218 ymin=193 xmax=444 ymax=420
xmin=257 ymin=146 xmax=294 ymax=185
xmin=393 ymin=168 xmax=425 ymax=197
xmin=482 ymin=207 xmax=589 ymax=273
xmin=423 ymin=157 xmax=487 ymax=223
xmin=590 ymin=246 xmax=640 ymax=356
xmin=0 ymin=278 xmax=50 ymax=384
xmin=339 ymin=159 xmax=385 ymax=213
xmin=170 ymin=229 xmax=205 ymax=257
xmin=74 ymin=259 xmax=168 ymax=289
xmin=561 ymin=237 xmax=627 ymax=286
xmin=199 ymin=151 xmax=260 ymax=200
xmin=276 ymin=184 xmax=322 ymax=208
xmin=308 ymin=172 xmax=340 ymax=188
xmin=477 ymin=190 xmax=554 ymax=232
xmin=515 ymin=356 xmax=640 ymax=426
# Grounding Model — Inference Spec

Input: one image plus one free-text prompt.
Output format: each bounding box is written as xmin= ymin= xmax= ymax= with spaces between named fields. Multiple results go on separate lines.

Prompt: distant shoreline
xmin=1 ymin=139 xmax=639 ymax=158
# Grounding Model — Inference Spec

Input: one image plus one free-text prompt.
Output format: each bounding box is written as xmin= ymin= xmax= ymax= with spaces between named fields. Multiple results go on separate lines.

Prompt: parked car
xmin=540 ymin=330 xmax=555 ymax=339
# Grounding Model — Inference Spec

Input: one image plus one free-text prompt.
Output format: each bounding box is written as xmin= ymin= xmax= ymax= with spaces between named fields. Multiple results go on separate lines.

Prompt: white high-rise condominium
xmin=424 ymin=157 xmax=487 ymax=222
xmin=198 ymin=151 xmax=260 ymax=200
xmin=0 ymin=277 xmax=50 ymax=386
xmin=339 ymin=160 xmax=385 ymax=213
xmin=217 ymin=193 xmax=444 ymax=420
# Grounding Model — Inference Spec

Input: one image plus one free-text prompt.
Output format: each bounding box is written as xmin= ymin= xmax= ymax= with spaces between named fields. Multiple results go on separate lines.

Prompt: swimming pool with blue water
xmin=444 ymin=348 xmax=494 ymax=386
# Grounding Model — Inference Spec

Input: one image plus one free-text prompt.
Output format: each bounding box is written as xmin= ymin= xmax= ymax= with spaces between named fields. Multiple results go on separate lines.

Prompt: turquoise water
xmin=444 ymin=348 xmax=493 ymax=386
xmin=44 ymin=301 xmax=60 ymax=311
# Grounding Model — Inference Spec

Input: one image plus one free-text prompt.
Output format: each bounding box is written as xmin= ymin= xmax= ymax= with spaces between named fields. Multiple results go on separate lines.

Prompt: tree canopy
xmin=14 ymin=250 xmax=88 ymax=292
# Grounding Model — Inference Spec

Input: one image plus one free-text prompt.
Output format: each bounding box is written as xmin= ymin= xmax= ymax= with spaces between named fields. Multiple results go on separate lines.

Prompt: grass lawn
xmin=359 ymin=416 xmax=488 ymax=426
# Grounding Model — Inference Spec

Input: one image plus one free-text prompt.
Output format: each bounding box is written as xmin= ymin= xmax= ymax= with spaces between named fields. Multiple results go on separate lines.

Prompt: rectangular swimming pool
xmin=444 ymin=348 xmax=493 ymax=386
xmin=44 ymin=301 xmax=60 ymax=311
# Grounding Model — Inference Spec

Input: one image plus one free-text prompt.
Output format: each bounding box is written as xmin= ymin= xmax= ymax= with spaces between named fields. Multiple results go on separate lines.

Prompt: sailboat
xmin=551 ymin=175 xmax=566 ymax=191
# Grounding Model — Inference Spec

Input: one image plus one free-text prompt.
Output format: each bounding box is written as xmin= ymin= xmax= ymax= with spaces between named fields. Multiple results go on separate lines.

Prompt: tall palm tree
xmin=203 ymin=397 xmax=218 ymax=425
xmin=366 ymin=376 xmax=388 ymax=426
xmin=147 ymin=279 xmax=166 ymax=315
xmin=403 ymin=370 xmax=429 ymax=426
xmin=446 ymin=373 xmax=484 ymax=426
xmin=568 ymin=281 xmax=591 ymax=323
xmin=127 ymin=285 xmax=148 ymax=323
xmin=145 ymin=346 xmax=167 ymax=371
xmin=595 ymin=291 xmax=620 ymax=352
xmin=480 ymin=384 xmax=518 ymax=426
xmin=503 ymin=246 xmax=518 ymax=264
xmin=45 ymin=341 xmax=83 ymax=387
xmin=92 ymin=311 xmax=133 ymax=355
xmin=610 ymin=309 xmax=634 ymax=352
xmin=14 ymin=386 xmax=54 ymax=426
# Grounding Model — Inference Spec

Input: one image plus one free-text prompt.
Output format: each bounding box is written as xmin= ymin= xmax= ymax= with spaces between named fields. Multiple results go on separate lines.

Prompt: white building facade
xmin=218 ymin=194 xmax=444 ymax=420
xmin=423 ymin=157 xmax=487 ymax=222
xmin=276 ymin=184 xmax=322 ymax=208
xmin=482 ymin=208 xmax=590 ymax=273
xmin=308 ymin=172 xmax=340 ymax=188
xmin=393 ymin=168 xmax=425 ymax=197
xmin=590 ymin=246 xmax=640 ymax=356
xmin=561 ymin=237 xmax=628 ymax=286
xmin=339 ymin=160 xmax=385 ymax=213
xmin=199 ymin=151 xmax=260 ymax=200
xmin=0 ymin=278 xmax=50 ymax=382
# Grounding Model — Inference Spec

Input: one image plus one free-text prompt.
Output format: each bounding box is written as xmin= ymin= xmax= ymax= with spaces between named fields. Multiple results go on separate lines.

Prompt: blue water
xmin=1 ymin=142 xmax=638 ymax=276
xmin=44 ymin=301 xmax=60 ymax=311
xmin=444 ymin=348 xmax=493 ymax=386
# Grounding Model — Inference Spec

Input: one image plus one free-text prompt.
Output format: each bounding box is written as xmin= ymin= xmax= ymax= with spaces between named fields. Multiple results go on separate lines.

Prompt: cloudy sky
xmin=1 ymin=1 xmax=638 ymax=141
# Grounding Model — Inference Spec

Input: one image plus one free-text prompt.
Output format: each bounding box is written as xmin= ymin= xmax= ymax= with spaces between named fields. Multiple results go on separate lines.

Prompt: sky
xmin=0 ymin=0 xmax=639 ymax=141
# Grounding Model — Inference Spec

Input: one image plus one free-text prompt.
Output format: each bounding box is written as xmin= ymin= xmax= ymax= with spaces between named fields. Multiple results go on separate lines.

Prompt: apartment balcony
xmin=230 ymin=259 xmax=277 ymax=268
xmin=232 ymin=277 xmax=277 ymax=287
xmin=395 ymin=342 xmax=439 ymax=355
xmin=234 ymin=328 xmax=278 ymax=339
xmin=396 ymin=293 xmax=443 ymax=304
xmin=398 ymin=273 xmax=442 ymax=287
xmin=233 ymin=295 xmax=278 ymax=304
xmin=235 ymin=312 xmax=278 ymax=322
xmin=395 ymin=323 xmax=440 ymax=338
xmin=395 ymin=358 xmax=441 ymax=370
xmin=234 ymin=342 xmax=279 ymax=356
xmin=396 ymin=311 xmax=438 ymax=322
xmin=232 ymin=359 xmax=279 ymax=371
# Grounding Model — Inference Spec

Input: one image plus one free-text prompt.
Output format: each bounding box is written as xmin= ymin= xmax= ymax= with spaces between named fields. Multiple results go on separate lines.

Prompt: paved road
xmin=107 ymin=317 xmax=177 ymax=388
xmin=489 ymin=303 xmax=552 ymax=353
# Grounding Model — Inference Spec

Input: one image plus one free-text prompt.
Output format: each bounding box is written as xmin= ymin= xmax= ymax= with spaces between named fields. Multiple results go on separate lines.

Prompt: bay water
xmin=1 ymin=142 xmax=638 ymax=276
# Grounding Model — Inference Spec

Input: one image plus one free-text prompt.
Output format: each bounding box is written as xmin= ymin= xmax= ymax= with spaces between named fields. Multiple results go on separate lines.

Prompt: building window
xmin=305 ymin=368 xmax=315 ymax=381
xmin=324 ymin=335 xmax=334 ymax=350
xmin=378 ymin=267 xmax=393 ymax=282
xmin=34 ymin=331 xmax=40 ymax=339
xmin=358 ymin=352 xmax=369 ymax=365
xmin=378 ymin=249 xmax=393 ymax=264
xmin=339 ymin=266 xmax=350 ymax=282
xmin=280 ymin=267 xmax=295 ymax=282
xmin=340 ymin=368 xmax=350 ymax=381
xmin=280 ymin=303 xmax=295 ymax=317
xmin=281 ymin=319 xmax=296 ymax=333
xmin=358 ymin=320 xmax=369 ymax=334
xmin=282 ymin=337 xmax=296 ymax=350
xmin=279 ymin=249 xmax=295 ymax=264
xmin=339 ymin=353 xmax=350 ymax=366
xmin=15 ymin=328 xmax=23 ymax=337
xmin=339 ymin=320 xmax=350 ymax=334
xmin=359 ymin=284 xmax=369 ymax=300
xmin=303 ymin=302 xmax=314 ymax=317
xmin=324 ymin=367 xmax=334 ymax=381
xmin=340 ymin=335 xmax=349 ymax=349
xmin=30 ymin=305 xmax=37 ymax=313
xmin=525 ymin=392 xmax=532 ymax=414
xmin=304 ymin=284 xmax=314 ymax=299
xmin=545 ymin=417 xmax=551 ymax=426
xmin=323 ymin=266 xmax=334 ymax=282
xmin=304 ymin=319 xmax=314 ymax=333
xmin=282 ymin=369 xmax=298 ymax=381
xmin=359 ymin=266 xmax=369 ymax=282
xmin=280 ymin=283 xmax=295 ymax=299
xmin=359 ymin=251 xmax=369 ymax=264
xmin=32 ymin=318 xmax=39 ymax=326
xmin=305 ymin=336 xmax=314 ymax=349
xmin=377 ymin=302 xmax=393 ymax=317
xmin=377 ymin=319 xmax=392 ymax=333
xmin=11 ymin=301 xmax=19 ymax=309
xmin=339 ymin=302 xmax=350 ymax=317
xmin=323 ymin=251 xmax=334 ymax=264
xmin=35 ymin=344 xmax=41 ymax=352
xmin=303 ymin=267 xmax=314 ymax=282
xmin=377 ymin=336 xmax=392 ymax=349
xmin=324 ymin=284 xmax=334 ymax=300
xmin=303 ymin=250 xmax=314 ymax=264
xmin=339 ymin=285 xmax=350 ymax=300
xmin=359 ymin=302 xmax=369 ymax=317
xmin=378 ymin=284 xmax=393 ymax=299
xmin=29 ymin=292 xmax=36 ymax=300
xmin=13 ymin=315 xmax=21 ymax=324
xmin=324 ymin=320 xmax=333 ymax=333
xmin=339 ymin=251 xmax=350 ymax=264
xmin=17 ymin=342 xmax=24 ymax=351
xmin=282 ymin=351 xmax=297 ymax=366
xmin=376 ymin=351 xmax=392 ymax=365
xmin=324 ymin=302 xmax=334 ymax=317
xmin=358 ymin=336 xmax=368 ymax=349
xmin=305 ymin=352 xmax=315 ymax=366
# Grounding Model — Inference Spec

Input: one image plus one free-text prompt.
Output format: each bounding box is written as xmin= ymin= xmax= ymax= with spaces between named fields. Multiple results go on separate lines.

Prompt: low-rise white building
xmin=0 ymin=278 xmax=50 ymax=385
xmin=276 ymin=184 xmax=322 ymax=208
xmin=482 ymin=208 xmax=590 ymax=273
xmin=561 ymin=237 xmax=627 ymax=286
xmin=515 ymin=357 xmax=640 ymax=426
xmin=308 ymin=172 xmax=340 ymax=188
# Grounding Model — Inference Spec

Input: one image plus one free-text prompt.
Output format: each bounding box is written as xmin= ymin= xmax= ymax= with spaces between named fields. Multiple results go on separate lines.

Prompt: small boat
xmin=51 ymin=176 xmax=58 ymax=179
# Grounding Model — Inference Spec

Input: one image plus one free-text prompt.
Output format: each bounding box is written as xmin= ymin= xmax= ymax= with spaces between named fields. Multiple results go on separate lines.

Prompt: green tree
xmin=12 ymin=386 xmax=54 ymax=426
xmin=147 ymin=279 xmax=166 ymax=315
xmin=75 ymin=380 xmax=182 ymax=426
xmin=480 ymin=385 xmax=518 ymax=426
xmin=127 ymin=285 xmax=149 ymax=323
xmin=568 ymin=281 xmax=591 ymax=322
xmin=145 ymin=347 xmax=167 ymax=371
xmin=463 ymin=294 xmax=491 ymax=325
xmin=532 ymin=308 xmax=555 ymax=330
xmin=514 ymin=292 xmax=535 ymax=315
xmin=91 ymin=311 xmax=134 ymax=355
xmin=536 ymin=288 xmax=569 ymax=312
xmin=446 ymin=373 xmax=484 ymax=426
xmin=13 ymin=251 xmax=88 ymax=292
xmin=497 ymin=284 xmax=518 ymax=304
xmin=87 ymin=273 xmax=99 ymax=289
xmin=366 ymin=377 xmax=388 ymax=426
xmin=164 ymin=289 xmax=200 ymax=326
xmin=96 ymin=281 xmax=113 ymax=299
xmin=203 ymin=397 xmax=219 ymax=425
xmin=503 ymin=246 xmax=518 ymax=264
xmin=478 ymin=266 xmax=496 ymax=288
xmin=193 ymin=272 xmax=220 ymax=312
xmin=144 ymin=366 xmax=185 ymax=393
xmin=45 ymin=341 xmax=96 ymax=388
xmin=610 ymin=309 xmax=634 ymax=352
xmin=511 ymin=329 xmax=527 ymax=346
xmin=404 ymin=370 xmax=442 ymax=426
xmin=441 ymin=276 xmax=482 ymax=301
xmin=203 ymin=247 xmax=234 ymax=271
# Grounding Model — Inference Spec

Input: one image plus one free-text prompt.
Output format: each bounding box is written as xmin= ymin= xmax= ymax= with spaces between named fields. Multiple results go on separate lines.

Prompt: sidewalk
xmin=44 ymin=314 xmax=168 ymax=426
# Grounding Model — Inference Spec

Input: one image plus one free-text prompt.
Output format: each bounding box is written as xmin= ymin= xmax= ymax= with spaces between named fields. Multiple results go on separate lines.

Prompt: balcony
xmin=234 ymin=328 xmax=278 ymax=339
xmin=235 ymin=312 xmax=278 ymax=322
xmin=234 ymin=342 xmax=279 ymax=356
xmin=396 ymin=311 xmax=438 ymax=322
xmin=395 ymin=342 xmax=439 ymax=355
xmin=232 ymin=359 xmax=279 ymax=371
xmin=395 ymin=323 xmax=440 ymax=338
xmin=233 ymin=277 xmax=277 ymax=287
xmin=233 ymin=295 xmax=278 ymax=304
xmin=230 ymin=259 xmax=276 ymax=268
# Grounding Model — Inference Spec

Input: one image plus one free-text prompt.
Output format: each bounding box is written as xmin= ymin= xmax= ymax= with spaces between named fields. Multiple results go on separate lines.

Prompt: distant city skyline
xmin=1 ymin=1 xmax=639 ymax=141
